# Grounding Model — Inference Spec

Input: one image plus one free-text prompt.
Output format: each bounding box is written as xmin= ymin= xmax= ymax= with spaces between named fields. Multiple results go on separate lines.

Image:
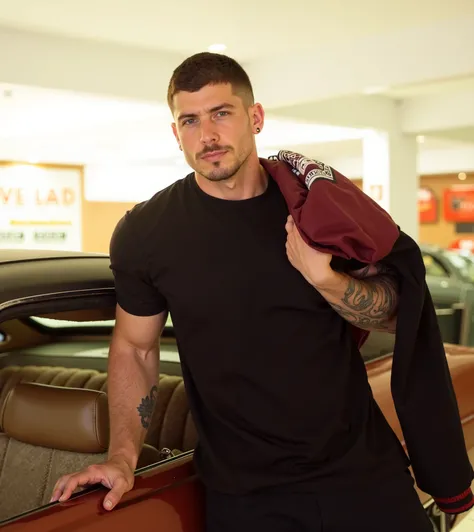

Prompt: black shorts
xmin=205 ymin=470 xmax=433 ymax=532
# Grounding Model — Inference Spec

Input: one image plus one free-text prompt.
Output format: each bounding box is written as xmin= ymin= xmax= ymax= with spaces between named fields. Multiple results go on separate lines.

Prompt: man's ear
xmin=171 ymin=123 xmax=182 ymax=150
xmin=171 ymin=122 xmax=178 ymax=140
xmin=249 ymin=103 xmax=265 ymax=134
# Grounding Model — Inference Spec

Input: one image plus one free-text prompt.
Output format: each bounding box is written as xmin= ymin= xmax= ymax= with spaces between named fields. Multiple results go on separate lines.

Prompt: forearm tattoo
xmin=328 ymin=266 xmax=399 ymax=332
xmin=137 ymin=385 xmax=158 ymax=429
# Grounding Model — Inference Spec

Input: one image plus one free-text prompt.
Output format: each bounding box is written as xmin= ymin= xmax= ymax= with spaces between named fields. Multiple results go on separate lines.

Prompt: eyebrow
xmin=177 ymin=103 xmax=236 ymax=122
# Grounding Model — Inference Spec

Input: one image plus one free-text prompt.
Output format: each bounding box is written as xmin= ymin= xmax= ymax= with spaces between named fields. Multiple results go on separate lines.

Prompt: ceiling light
xmin=208 ymin=44 xmax=227 ymax=53
xmin=458 ymin=172 xmax=467 ymax=181
xmin=362 ymin=86 xmax=388 ymax=95
xmin=417 ymin=135 xmax=425 ymax=143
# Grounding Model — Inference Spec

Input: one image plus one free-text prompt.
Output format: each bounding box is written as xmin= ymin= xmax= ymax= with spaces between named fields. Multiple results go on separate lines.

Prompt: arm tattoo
xmin=329 ymin=276 xmax=398 ymax=331
xmin=326 ymin=268 xmax=399 ymax=333
xmin=137 ymin=385 xmax=158 ymax=429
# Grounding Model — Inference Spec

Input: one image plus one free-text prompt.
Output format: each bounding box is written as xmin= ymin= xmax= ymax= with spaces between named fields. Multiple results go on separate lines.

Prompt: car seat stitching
xmin=158 ymin=380 xmax=180 ymax=447
xmin=40 ymin=448 xmax=54 ymax=505
xmin=0 ymin=387 xmax=14 ymax=432
xmin=0 ymin=436 xmax=10 ymax=485
xmin=94 ymin=394 xmax=105 ymax=450
xmin=162 ymin=382 xmax=187 ymax=449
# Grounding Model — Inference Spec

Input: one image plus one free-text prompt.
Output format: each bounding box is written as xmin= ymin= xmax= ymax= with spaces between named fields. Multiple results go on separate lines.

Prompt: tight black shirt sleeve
xmin=109 ymin=212 xmax=167 ymax=317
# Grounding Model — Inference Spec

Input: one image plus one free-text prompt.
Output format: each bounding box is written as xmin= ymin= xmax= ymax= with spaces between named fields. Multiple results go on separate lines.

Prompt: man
xmin=51 ymin=53 xmax=436 ymax=531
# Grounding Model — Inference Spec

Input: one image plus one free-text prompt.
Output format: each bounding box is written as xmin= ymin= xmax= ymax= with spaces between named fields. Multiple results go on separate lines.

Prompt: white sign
xmin=0 ymin=165 xmax=82 ymax=251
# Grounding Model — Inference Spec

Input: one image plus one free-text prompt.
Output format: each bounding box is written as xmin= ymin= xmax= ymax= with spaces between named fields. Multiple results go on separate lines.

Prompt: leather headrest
xmin=1 ymin=383 xmax=109 ymax=453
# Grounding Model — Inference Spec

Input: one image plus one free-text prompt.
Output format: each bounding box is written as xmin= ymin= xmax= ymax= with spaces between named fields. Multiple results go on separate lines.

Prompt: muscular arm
xmin=315 ymin=263 xmax=399 ymax=333
xmin=107 ymin=305 xmax=168 ymax=471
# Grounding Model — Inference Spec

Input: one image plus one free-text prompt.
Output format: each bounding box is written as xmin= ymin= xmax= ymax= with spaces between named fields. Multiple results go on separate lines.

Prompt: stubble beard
xmin=201 ymin=159 xmax=244 ymax=182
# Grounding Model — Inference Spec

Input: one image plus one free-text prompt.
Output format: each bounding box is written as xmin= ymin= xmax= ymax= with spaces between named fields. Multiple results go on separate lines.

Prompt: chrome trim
xmin=460 ymin=298 xmax=473 ymax=347
xmin=0 ymin=287 xmax=115 ymax=314
xmin=435 ymin=308 xmax=455 ymax=316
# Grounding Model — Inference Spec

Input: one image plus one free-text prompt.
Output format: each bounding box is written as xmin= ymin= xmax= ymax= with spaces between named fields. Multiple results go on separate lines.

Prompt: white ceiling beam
xmin=268 ymin=95 xmax=399 ymax=131
xmin=0 ymin=26 xmax=185 ymax=103
xmin=401 ymin=89 xmax=474 ymax=134
xmin=271 ymin=89 xmax=474 ymax=142
xmin=248 ymin=15 xmax=474 ymax=109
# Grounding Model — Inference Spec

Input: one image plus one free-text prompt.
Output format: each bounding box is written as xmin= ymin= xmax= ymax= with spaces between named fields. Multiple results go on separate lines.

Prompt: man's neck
xmin=195 ymin=160 xmax=268 ymax=201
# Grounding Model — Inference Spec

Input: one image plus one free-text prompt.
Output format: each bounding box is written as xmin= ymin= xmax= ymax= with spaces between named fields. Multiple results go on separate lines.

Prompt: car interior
xmin=0 ymin=305 xmax=198 ymax=523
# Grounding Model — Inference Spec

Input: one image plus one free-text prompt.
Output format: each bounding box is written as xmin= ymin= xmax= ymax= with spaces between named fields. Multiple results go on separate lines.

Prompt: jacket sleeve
xmin=387 ymin=232 xmax=474 ymax=514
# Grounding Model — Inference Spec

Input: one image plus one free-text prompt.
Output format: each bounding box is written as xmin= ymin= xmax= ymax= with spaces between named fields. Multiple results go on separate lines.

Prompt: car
xmin=453 ymin=250 xmax=474 ymax=280
xmin=0 ymin=249 xmax=474 ymax=531
xmin=420 ymin=244 xmax=474 ymax=309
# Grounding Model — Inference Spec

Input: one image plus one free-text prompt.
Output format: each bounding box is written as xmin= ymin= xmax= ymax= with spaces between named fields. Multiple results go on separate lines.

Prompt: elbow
xmin=384 ymin=284 xmax=400 ymax=334
xmin=385 ymin=318 xmax=397 ymax=334
xmin=109 ymin=340 xmax=158 ymax=367
xmin=134 ymin=346 xmax=159 ymax=364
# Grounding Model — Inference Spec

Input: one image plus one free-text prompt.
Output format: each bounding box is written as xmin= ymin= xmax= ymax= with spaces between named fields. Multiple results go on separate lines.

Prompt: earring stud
xmin=256 ymin=127 xmax=261 ymax=133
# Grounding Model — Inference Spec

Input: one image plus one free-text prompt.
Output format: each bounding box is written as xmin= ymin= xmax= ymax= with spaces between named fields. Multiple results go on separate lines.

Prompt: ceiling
xmin=383 ymin=75 xmax=474 ymax=99
xmin=0 ymin=0 xmax=473 ymax=61
xmin=0 ymin=1 xmax=473 ymax=172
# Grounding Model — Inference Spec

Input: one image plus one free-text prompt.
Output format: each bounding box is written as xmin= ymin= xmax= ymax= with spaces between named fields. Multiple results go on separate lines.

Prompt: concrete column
xmin=362 ymin=129 xmax=419 ymax=241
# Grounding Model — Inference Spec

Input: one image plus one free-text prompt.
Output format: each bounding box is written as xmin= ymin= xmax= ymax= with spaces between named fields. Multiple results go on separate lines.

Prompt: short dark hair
xmin=167 ymin=52 xmax=255 ymax=111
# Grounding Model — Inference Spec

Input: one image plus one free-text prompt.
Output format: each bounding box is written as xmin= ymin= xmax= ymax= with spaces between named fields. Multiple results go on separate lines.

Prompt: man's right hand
xmin=50 ymin=456 xmax=135 ymax=511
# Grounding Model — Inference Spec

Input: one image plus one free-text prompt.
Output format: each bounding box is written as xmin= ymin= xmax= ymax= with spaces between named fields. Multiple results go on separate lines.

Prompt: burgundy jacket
xmin=261 ymin=150 xmax=474 ymax=515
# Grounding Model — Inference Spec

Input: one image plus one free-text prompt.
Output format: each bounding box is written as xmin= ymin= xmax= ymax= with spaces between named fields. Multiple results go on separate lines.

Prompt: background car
xmin=420 ymin=244 xmax=474 ymax=309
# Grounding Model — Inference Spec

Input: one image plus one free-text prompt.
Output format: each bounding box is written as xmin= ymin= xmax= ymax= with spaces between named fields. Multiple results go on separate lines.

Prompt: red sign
xmin=418 ymin=187 xmax=438 ymax=224
xmin=444 ymin=186 xmax=474 ymax=222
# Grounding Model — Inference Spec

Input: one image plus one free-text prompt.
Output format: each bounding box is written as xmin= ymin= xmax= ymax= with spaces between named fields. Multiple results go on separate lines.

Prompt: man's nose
xmin=200 ymin=120 xmax=218 ymax=144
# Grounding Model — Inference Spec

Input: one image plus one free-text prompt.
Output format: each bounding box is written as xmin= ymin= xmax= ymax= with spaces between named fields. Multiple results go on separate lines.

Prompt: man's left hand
xmin=285 ymin=215 xmax=335 ymax=288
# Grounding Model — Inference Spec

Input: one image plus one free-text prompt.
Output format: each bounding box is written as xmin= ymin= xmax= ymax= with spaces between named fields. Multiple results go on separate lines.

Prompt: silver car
xmin=420 ymin=244 xmax=474 ymax=308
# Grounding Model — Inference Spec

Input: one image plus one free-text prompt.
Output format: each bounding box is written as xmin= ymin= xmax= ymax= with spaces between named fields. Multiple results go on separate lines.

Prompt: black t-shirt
xmin=110 ymin=173 xmax=408 ymax=495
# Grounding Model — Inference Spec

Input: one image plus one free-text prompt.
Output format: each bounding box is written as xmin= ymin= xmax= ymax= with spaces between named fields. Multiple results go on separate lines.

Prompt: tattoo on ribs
xmin=329 ymin=275 xmax=398 ymax=330
xmin=137 ymin=385 xmax=158 ymax=429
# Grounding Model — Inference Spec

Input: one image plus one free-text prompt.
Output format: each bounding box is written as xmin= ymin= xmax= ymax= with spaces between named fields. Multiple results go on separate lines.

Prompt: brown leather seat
xmin=0 ymin=382 xmax=161 ymax=522
xmin=0 ymin=365 xmax=198 ymax=453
